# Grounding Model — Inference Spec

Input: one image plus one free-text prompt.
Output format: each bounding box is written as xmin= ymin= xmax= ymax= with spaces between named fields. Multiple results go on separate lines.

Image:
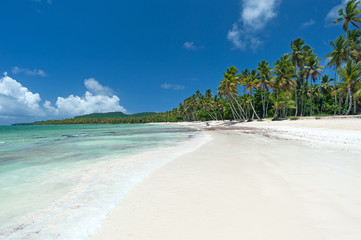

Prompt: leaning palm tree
xmin=336 ymin=60 xmax=361 ymax=114
xmin=218 ymin=66 xmax=246 ymax=120
xmin=326 ymin=35 xmax=347 ymax=114
xmin=242 ymin=69 xmax=261 ymax=119
xmin=304 ymin=54 xmax=324 ymax=115
xmin=334 ymin=0 xmax=361 ymax=58
xmin=202 ymin=89 xmax=218 ymax=120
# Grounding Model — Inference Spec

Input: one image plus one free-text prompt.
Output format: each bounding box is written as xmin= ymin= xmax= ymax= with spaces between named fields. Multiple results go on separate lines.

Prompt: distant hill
xmin=74 ymin=112 xmax=156 ymax=119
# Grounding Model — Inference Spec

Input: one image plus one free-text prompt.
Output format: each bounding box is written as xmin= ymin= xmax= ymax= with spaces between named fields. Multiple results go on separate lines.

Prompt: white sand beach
xmin=93 ymin=118 xmax=361 ymax=240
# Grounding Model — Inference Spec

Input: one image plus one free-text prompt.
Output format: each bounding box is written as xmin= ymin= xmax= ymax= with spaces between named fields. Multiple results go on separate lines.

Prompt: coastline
xmin=0 ymin=124 xmax=210 ymax=240
xmin=93 ymin=118 xmax=361 ymax=240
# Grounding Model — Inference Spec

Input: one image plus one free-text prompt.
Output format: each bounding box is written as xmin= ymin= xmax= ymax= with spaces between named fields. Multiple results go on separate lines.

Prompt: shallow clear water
xmin=0 ymin=124 xmax=208 ymax=239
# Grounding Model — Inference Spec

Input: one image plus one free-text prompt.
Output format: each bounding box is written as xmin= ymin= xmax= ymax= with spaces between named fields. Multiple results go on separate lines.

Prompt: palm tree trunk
xmin=353 ymin=96 xmax=357 ymax=115
xmin=227 ymin=98 xmax=241 ymax=120
xmin=250 ymin=93 xmax=260 ymax=119
xmin=301 ymin=83 xmax=305 ymax=116
xmin=346 ymin=87 xmax=352 ymax=115
xmin=261 ymin=89 xmax=266 ymax=118
xmin=334 ymin=71 xmax=338 ymax=115
xmin=339 ymin=93 xmax=343 ymax=115
xmin=205 ymin=109 xmax=216 ymax=120
xmin=321 ymin=97 xmax=324 ymax=114
xmin=226 ymin=98 xmax=236 ymax=120
xmin=345 ymin=90 xmax=349 ymax=113
xmin=310 ymin=81 xmax=313 ymax=116
xmin=266 ymin=100 xmax=269 ymax=118
xmin=231 ymin=96 xmax=246 ymax=119
xmin=217 ymin=107 xmax=224 ymax=121
xmin=294 ymin=87 xmax=298 ymax=117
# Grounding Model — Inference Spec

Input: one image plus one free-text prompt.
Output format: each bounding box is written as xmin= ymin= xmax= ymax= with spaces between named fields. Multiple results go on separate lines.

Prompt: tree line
xmin=175 ymin=0 xmax=361 ymax=121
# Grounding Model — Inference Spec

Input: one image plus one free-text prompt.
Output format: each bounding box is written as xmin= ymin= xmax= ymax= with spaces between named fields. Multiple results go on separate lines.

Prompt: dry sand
xmin=93 ymin=118 xmax=361 ymax=240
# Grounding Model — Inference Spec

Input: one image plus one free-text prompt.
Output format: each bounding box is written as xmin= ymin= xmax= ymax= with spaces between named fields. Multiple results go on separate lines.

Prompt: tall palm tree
xmin=319 ymin=75 xmax=334 ymax=114
xmin=326 ymin=35 xmax=347 ymax=114
xmin=273 ymin=55 xmax=297 ymax=118
xmin=289 ymin=38 xmax=311 ymax=116
xmin=217 ymin=66 xmax=246 ymax=120
xmin=349 ymin=29 xmax=361 ymax=62
xmin=203 ymin=89 xmax=218 ymax=120
xmin=336 ymin=60 xmax=361 ymax=114
xmin=304 ymin=54 xmax=324 ymax=115
xmin=334 ymin=0 xmax=361 ymax=58
xmin=257 ymin=60 xmax=273 ymax=118
xmin=242 ymin=69 xmax=261 ymax=119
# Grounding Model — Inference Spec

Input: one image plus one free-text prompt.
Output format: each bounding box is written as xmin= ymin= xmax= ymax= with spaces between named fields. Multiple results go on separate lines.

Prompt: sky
xmin=0 ymin=0 xmax=351 ymax=124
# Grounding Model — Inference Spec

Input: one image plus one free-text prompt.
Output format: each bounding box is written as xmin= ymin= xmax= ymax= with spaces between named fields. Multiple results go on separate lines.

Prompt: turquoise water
xmin=0 ymin=124 xmax=208 ymax=239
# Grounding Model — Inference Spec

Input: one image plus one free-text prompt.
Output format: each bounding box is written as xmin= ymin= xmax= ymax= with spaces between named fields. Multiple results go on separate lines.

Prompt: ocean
xmin=0 ymin=124 xmax=209 ymax=239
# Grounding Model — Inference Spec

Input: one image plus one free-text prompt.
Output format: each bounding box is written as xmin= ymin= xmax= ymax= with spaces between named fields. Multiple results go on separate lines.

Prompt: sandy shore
xmin=93 ymin=118 xmax=361 ymax=240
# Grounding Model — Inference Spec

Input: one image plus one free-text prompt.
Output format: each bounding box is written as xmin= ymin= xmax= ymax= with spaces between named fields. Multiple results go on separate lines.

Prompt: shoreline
xmin=93 ymin=118 xmax=361 ymax=240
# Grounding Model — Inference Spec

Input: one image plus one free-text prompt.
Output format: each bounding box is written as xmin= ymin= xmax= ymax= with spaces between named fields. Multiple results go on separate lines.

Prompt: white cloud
xmin=183 ymin=41 xmax=202 ymax=51
xmin=84 ymin=78 xmax=114 ymax=96
xmin=161 ymin=83 xmax=185 ymax=90
xmin=54 ymin=92 xmax=125 ymax=116
xmin=227 ymin=0 xmax=281 ymax=50
xmin=227 ymin=24 xmax=262 ymax=50
xmin=326 ymin=0 xmax=348 ymax=24
xmin=12 ymin=66 xmax=47 ymax=77
xmin=301 ymin=19 xmax=316 ymax=28
xmin=0 ymin=74 xmax=127 ymax=124
xmin=0 ymin=73 xmax=44 ymax=118
xmin=227 ymin=24 xmax=246 ymax=50
xmin=241 ymin=0 xmax=279 ymax=30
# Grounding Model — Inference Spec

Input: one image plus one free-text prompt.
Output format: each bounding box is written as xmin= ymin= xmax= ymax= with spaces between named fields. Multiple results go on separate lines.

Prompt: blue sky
xmin=0 ymin=0 xmax=350 ymax=124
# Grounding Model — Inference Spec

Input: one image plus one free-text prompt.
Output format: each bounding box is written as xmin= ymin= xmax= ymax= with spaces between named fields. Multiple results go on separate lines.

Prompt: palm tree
xmin=333 ymin=0 xmax=361 ymax=58
xmin=269 ymin=91 xmax=295 ymax=120
xmin=304 ymin=54 xmax=324 ymax=115
xmin=242 ymin=69 xmax=261 ymax=119
xmin=336 ymin=60 xmax=361 ymax=114
xmin=289 ymin=38 xmax=311 ymax=116
xmin=257 ymin=60 xmax=273 ymax=118
xmin=214 ymin=95 xmax=224 ymax=120
xmin=319 ymin=75 xmax=334 ymax=114
xmin=349 ymin=29 xmax=361 ymax=62
xmin=326 ymin=35 xmax=347 ymax=114
xmin=203 ymin=89 xmax=218 ymax=120
xmin=218 ymin=66 xmax=246 ymax=120
xmin=272 ymin=55 xmax=297 ymax=118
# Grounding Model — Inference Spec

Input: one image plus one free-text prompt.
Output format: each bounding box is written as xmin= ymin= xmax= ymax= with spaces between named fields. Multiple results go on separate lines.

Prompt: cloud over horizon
xmin=0 ymin=73 xmax=43 ymax=119
xmin=84 ymin=78 xmax=114 ymax=96
xmin=0 ymin=74 xmax=126 ymax=123
xmin=227 ymin=0 xmax=281 ymax=50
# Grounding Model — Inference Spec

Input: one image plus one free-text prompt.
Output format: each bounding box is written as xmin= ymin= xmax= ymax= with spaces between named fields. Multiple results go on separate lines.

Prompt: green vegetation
xmin=74 ymin=112 xmax=156 ymax=119
xmin=23 ymin=0 xmax=361 ymax=125
xmin=170 ymin=0 xmax=361 ymax=121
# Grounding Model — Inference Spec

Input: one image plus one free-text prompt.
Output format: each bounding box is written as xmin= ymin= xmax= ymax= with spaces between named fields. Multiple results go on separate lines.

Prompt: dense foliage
xmin=74 ymin=112 xmax=156 ymax=119
xmin=170 ymin=0 xmax=361 ymax=121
